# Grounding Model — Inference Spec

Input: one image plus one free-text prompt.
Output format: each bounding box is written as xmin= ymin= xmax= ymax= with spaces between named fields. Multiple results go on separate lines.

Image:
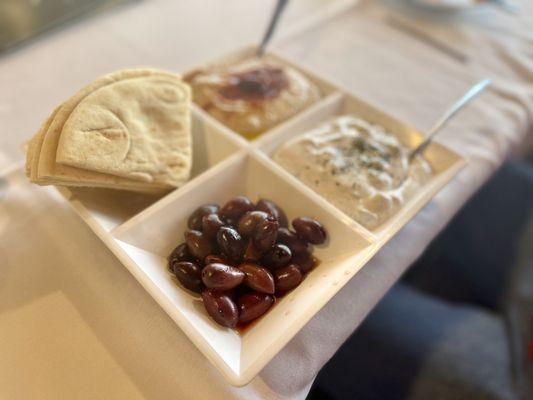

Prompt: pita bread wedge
xmin=26 ymin=106 xmax=61 ymax=182
xmin=34 ymin=69 xmax=190 ymax=192
xmin=56 ymin=74 xmax=191 ymax=186
xmin=25 ymin=136 xmax=36 ymax=178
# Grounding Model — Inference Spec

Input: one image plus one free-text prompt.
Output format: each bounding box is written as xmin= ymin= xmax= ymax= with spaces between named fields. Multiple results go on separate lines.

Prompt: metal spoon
xmin=409 ymin=78 xmax=491 ymax=162
xmin=257 ymin=0 xmax=289 ymax=57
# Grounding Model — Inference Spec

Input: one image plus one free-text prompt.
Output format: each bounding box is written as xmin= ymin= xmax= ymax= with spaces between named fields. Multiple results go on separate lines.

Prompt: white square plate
xmin=55 ymin=47 xmax=466 ymax=386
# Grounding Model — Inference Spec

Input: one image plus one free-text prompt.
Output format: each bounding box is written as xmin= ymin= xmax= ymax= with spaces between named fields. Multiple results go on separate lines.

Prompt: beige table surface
xmin=1 ymin=1 xmax=532 ymax=399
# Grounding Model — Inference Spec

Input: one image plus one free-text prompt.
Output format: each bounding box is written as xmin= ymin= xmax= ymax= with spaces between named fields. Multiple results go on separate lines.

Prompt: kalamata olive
xmin=292 ymin=217 xmax=328 ymax=245
xmin=216 ymin=227 xmax=244 ymax=261
xmin=277 ymin=228 xmax=312 ymax=256
xmin=237 ymin=211 xmax=269 ymax=237
xmin=202 ymin=289 xmax=239 ymax=328
xmin=202 ymin=213 xmax=224 ymax=238
xmin=262 ymin=243 xmax=292 ymax=269
xmin=173 ymin=261 xmax=203 ymax=293
xmin=256 ymin=199 xmax=288 ymax=228
xmin=253 ymin=218 xmax=279 ymax=251
xmin=168 ymin=242 xmax=192 ymax=271
xmin=238 ymin=293 xmax=274 ymax=323
xmin=243 ymin=240 xmax=263 ymax=262
xmin=274 ymin=264 xmax=302 ymax=292
xmin=224 ymin=218 xmax=238 ymax=227
xmin=239 ymin=263 xmax=275 ymax=294
xmin=188 ymin=204 xmax=219 ymax=230
xmin=205 ymin=254 xmax=230 ymax=265
xmin=202 ymin=263 xmax=244 ymax=290
xmin=292 ymin=253 xmax=318 ymax=274
xmin=219 ymin=196 xmax=254 ymax=221
xmin=185 ymin=230 xmax=213 ymax=260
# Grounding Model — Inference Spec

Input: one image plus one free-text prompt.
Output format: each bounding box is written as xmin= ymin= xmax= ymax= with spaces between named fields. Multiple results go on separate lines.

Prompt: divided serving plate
xmin=55 ymin=46 xmax=466 ymax=386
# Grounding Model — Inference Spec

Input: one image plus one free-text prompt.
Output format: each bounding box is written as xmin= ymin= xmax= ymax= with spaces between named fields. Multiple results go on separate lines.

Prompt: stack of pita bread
xmin=25 ymin=68 xmax=193 ymax=193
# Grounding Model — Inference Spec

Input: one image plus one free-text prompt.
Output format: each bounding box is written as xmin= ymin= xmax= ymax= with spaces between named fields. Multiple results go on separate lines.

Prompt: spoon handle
xmin=257 ymin=0 xmax=289 ymax=57
xmin=409 ymin=78 xmax=491 ymax=161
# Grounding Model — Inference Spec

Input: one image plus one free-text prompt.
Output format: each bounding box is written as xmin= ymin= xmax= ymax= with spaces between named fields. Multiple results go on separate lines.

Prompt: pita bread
xmin=56 ymin=74 xmax=191 ymax=186
xmin=26 ymin=105 xmax=61 ymax=182
xmin=25 ymin=136 xmax=36 ymax=177
xmin=32 ymin=68 xmax=191 ymax=193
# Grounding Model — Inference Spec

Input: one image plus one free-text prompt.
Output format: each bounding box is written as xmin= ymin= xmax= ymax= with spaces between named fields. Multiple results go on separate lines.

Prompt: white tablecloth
xmin=1 ymin=1 xmax=532 ymax=399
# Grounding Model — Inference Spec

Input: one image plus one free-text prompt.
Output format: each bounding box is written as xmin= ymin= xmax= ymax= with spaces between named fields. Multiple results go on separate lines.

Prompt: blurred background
xmin=1 ymin=1 xmax=532 ymax=399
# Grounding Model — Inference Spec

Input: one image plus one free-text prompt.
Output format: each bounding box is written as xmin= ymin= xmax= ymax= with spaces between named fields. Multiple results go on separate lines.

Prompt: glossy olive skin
xmin=292 ymin=217 xmax=328 ymax=245
xmin=277 ymin=228 xmax=312 ymax=256
xmin=202 ymin=289 xmax=239 ymax=328
xmin=219 ymin=196 xmax=254 ymax=221
xmin=202 ymin=213 xmax=225 ymax=238
xmin=173 ymin=261 xmax=203 ymax=293
xmin=239 ymin=263 xmax=275 ymax=294
xmin=274 ymin=264 xmax=302 ymax=292
xmin=262 ymin=243 xmax=292 ymax=270
xmin=238 ymin=293 xmax=274 ymax=323
xmin=256 ymin=199 xmax=288 ymax=228
xmin=202 ymin=263 xmax=245 ymax=290
xmin=185 ymin=230 xmax=213 ymax=260
xmin=223 ymin=218 xmax=238 ymax=227
xmin=188 ymin=204 xmax=219 ymax=231
xmin=243 ymin=240 xmax=262 ymax=262
xmin=253 ymin=218 xmax=279 ymax=251
xmin=216 ymin=227 xmax=244 ymax=261
xmin=168 ymin=242 xmax=192 ymax=271
xmin=292 ymin=253 xmax=318 ymax=274
xmin=204 ymin=254 xmax=230 ymax=265
xmin=237 ymin=211 xmax=269 ymax=237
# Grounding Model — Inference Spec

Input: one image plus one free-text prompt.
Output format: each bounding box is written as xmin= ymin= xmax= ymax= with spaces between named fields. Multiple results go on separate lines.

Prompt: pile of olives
xmin=168 ymin=196 xmax=328 ymax=328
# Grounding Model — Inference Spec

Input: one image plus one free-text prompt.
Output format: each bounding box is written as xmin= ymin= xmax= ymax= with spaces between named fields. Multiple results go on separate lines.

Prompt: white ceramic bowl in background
xmin=409 ymin=0 xmax=486 ymax=11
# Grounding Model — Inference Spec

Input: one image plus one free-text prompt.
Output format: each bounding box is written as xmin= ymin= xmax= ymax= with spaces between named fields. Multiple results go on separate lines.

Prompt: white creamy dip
xmin=273 ymin=115 xmax=433 ymax=230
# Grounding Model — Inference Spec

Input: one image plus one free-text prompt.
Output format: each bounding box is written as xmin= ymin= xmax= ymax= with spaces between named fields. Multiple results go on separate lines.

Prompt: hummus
xmin=185 ymin=58 xmax=321 ymax=139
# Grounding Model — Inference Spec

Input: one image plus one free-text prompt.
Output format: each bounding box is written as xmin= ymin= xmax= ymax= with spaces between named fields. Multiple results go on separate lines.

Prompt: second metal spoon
xmin=409 ymin=78 xmax=491 ymax=162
